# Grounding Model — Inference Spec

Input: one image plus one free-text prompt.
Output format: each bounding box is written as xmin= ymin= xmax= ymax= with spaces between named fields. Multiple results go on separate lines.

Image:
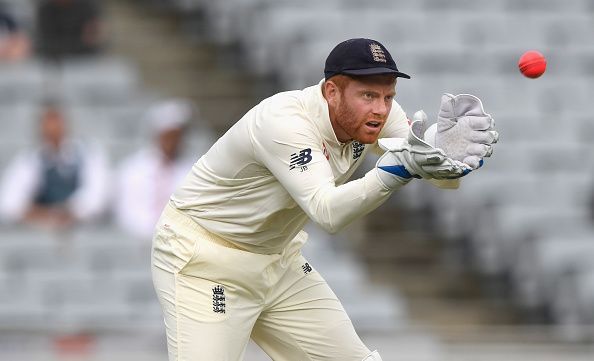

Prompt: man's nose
xmin=373 ymin=99 xmax=388 ymax=116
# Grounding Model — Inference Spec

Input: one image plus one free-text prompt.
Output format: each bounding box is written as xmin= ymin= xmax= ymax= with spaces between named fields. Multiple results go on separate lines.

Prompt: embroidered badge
xmin=289 ymin=148 xmax=313 ymax=171
xmin=370 ymin=43 xmax=387 ymax=63
xmin=352 ymin=141 xmax=365 ymax=160
xmin=302 ymin=262 xmax=312 ymax=275
xmin=212 ymin=285 xmax=226 ymax=314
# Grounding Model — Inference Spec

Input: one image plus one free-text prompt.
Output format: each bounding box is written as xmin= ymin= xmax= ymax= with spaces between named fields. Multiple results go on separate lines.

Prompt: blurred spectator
xmin=0 ymin=3 xmax=30 ymax=62
xmin=114 ymin=99 xmax=195 ymax=240
xmin=0 ymin=102 xmax=110 ymax=229
xmin=35 ymin=0 xmax=103 ymax=61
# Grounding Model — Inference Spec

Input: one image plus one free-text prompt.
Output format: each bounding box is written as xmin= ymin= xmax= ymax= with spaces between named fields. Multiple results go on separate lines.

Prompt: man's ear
xmin=323 ymin=80 xmax=340 ymax=108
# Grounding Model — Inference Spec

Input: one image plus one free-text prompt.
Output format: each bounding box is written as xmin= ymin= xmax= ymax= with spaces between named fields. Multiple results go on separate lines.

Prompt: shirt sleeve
xmin=0 ymin=152 xmax=40 ymax=223
xmin=114 ymin=155 xmax=143 ymax=237
xmin=68 ymin=143 xmax=111 ymax=221
xmin=251 ymin=111 xmax=401 ymax=234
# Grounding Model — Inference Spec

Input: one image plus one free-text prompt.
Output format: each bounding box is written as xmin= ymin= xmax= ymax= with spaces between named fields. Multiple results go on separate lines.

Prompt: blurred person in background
xmin=114 ymin=99 xmax=195 ymax=241
xmin=0 ymin=2 xmax=30 ymax=62
xmin=35 ymin=0 xmax=103 ymax=62
xmin=0 ymin=101 xmax=110 ymax=230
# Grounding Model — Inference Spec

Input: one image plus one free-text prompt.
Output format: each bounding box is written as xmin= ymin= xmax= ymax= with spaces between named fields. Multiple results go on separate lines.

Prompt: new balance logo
xmin=302 ymin=262 xmax=312 ymax=275
xmin=289 ymin=148 xmax=312 ymax=171
xmin=212 ymin=285 xmax=226 ymax=314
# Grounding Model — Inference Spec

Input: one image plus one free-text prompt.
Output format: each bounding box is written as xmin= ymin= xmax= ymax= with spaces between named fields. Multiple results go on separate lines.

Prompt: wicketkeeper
xmin=151 ymin=38 xmax=498 ymax=361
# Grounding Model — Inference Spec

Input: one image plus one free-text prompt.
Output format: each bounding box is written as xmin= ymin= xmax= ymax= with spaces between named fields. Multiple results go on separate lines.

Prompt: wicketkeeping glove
xmin=424 ymin=93 xmax=499 ymax=169
xmin=375 ymin=111 xmax=471 ymax=189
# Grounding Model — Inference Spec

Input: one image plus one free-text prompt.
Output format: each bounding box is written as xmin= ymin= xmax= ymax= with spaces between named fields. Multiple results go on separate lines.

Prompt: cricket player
xmin=151 ymin=38 xmax=498 ymax=361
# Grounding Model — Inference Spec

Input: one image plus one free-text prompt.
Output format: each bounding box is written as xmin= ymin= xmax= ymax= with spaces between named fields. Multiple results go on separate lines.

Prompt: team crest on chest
xmin=352 ymin=141 xmax=365 ymax=160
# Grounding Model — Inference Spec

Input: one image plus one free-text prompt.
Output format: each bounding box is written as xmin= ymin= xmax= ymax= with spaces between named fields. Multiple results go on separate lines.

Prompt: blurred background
xmin=0 ymin=0 xmax=593 ymax=360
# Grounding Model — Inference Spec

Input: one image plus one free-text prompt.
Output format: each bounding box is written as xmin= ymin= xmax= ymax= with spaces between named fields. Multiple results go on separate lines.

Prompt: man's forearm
xmin=306 ymin=169 xmax=398 ymax=233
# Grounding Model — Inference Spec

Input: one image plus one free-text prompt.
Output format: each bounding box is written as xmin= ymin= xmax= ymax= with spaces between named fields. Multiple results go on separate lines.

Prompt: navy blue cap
xmin=324 ymin=38 xmax=411 ymax=80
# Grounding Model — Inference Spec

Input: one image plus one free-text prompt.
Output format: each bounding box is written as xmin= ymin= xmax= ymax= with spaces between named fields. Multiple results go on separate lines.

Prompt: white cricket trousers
xmin=151 ymin=203 xmax=373 ymax=361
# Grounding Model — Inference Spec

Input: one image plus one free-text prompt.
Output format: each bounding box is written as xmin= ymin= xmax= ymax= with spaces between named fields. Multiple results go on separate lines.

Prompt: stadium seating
xmin=2 ymin=1 xmax=594 ymax=357
xmin=164 ymin=0 xmax=594 ymax=332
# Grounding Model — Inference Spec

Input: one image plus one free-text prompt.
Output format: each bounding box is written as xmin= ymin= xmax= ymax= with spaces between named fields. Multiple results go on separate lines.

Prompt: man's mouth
xmin=365 ymin=121 xmax=382 ymax=129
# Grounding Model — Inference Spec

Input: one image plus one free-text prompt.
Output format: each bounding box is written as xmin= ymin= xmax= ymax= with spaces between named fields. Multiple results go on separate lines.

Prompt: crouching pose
xmin=152 ymin=38 xmax=498 ymax=361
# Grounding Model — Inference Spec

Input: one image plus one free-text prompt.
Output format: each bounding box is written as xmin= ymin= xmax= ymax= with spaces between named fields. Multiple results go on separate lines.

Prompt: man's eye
xmin=363 ymin=93 xmax=373 ymax=99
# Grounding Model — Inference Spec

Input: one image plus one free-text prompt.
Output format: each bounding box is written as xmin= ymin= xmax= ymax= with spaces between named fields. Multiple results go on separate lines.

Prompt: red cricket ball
xmin=518 ymin=50 xmax=547 ymax=78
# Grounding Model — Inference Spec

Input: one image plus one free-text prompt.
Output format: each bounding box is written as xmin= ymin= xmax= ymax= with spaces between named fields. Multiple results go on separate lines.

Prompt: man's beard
xmin=335 ymin=97 xmax=385 ymax=144
xmin=335 ymin=98 xmax=360 ymax=142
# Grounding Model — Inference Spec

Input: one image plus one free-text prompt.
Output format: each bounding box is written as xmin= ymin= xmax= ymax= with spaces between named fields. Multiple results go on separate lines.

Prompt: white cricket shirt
xmin=171 ymin=80 xmax=409 ymax=254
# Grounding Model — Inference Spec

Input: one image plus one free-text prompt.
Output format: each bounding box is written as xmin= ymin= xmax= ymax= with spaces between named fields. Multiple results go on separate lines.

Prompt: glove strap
xmin=377 ymin=165 xmax=420 ymax=179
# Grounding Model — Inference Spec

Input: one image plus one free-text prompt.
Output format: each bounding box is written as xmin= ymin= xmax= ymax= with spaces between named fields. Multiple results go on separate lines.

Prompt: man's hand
xmin=424 ymin=93 xmax=499 ymax=169
xmin=375 ymin=113 xmax=471 ymax=189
